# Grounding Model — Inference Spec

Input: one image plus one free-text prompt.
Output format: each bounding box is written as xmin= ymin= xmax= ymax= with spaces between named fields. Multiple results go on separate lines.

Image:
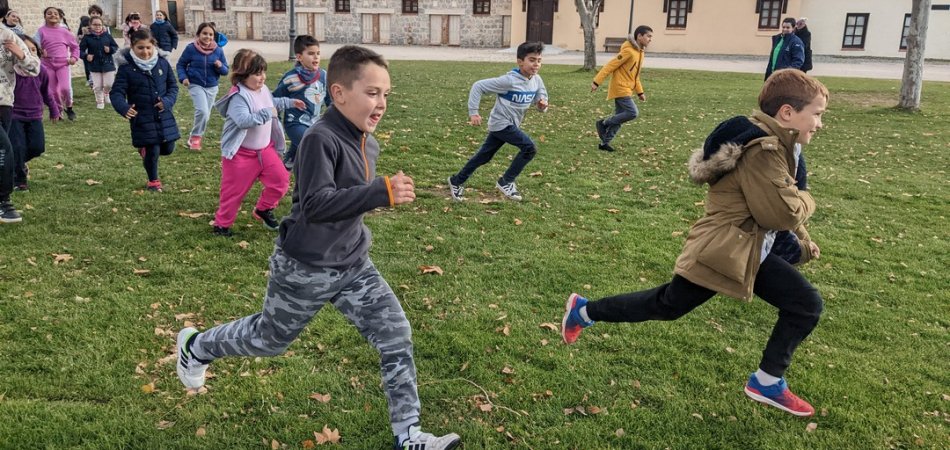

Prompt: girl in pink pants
xmin=34 ymin=7 xmax=80 ymax=120
xmin=211 ymin=50 xmax=304 ymax=237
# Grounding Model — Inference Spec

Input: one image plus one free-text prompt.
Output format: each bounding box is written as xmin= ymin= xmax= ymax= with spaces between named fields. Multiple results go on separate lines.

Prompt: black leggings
xmin=142 ymin=141 xmax=176 ymax=182
xmin=0 ymin=106 xmax=13 ymax=202
xmin=586 ymin=253 xmax=823 ymax=377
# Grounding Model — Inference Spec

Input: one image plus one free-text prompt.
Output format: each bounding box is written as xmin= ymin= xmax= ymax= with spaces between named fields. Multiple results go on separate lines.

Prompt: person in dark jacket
xmin=80 ymin=17 xmax=119 ymax=109
xmin=149 ymin=10 xmax=178 ymax=52
xmin=176 ymin=22 xmax=229 ymax=150
xmin=110 ymin=29 xmax=179 ymax=192
xmin=764 ymin=17 xmax=804 ymax=80
xmin=795 ymin=17 xmax=813 ymax=73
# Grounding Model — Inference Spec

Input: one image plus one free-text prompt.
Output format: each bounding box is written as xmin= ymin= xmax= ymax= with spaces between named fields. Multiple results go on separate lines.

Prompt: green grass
xmin=0 ymin=60 xmax=947 ymax=449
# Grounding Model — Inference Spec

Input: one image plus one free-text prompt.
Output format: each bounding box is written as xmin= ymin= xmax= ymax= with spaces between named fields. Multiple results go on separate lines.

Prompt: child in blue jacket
xmin=79 ymin=16 xmax=118 ymax=109
xmin=176 ymin=22 xmax=228 ymax=151
xmin=110 ymin=29 xmax=179 ymax=192
xmin=149 ymin=10 xmax=178 ymax=52
xmin=272 ymin=34 xmax=330 ymax=169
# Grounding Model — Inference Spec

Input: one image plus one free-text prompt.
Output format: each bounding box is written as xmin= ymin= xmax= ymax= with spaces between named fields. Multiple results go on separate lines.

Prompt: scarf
xmin=294 ymin=64 xmax=321 ymax=85
xmin=132 ymin=51 xmax=159 ymax=72
xmin=153 ymin=19 xmax=165 ymax=24
xmin=3 ymin=21 xmax=24 ymax=35
xmin=194 ymin=38 xmax=217 ymax=55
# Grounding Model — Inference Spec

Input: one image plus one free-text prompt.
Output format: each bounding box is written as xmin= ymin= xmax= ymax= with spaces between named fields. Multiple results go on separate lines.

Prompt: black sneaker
xmin=0 ymin=202 xmax=23 ymax=223
xmin=212 ymin=226 xmax=233 ymax=237
xmin=66 ymin=107 xmax=76 ymax=121
xmin=598 ymin=143 xmax=616 ymax=152
xmin=595 ymin=119 xmax=607 ymax=143
xmin=253 ymin=208 xmax=280 ymax=230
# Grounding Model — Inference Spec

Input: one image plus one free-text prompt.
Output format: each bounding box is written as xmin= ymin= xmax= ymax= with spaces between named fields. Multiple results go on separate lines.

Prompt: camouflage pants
xmin=191 ymin=247 xmax=420 ymax=435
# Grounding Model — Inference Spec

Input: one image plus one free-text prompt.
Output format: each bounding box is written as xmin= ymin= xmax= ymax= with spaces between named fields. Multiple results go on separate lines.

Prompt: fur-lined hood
xmin=688 ymin=111 xmax=799 ymax=185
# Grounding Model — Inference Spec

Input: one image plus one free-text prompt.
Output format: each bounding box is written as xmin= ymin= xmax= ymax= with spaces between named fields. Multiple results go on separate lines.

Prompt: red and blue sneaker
xmin=744 ymin=373 xmax=815 ymax=417
xmin=561 ymin=293 xmax=594 ymax=344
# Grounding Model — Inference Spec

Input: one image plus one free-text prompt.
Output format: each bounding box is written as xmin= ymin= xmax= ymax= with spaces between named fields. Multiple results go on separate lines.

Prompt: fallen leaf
xmin=156 ymin=420 xmax=175 ymax=430
xmin=52 ymin=253 xmax=73 ymax=264
xmin=141 ymin=382 xmax=156 ymax=394
xmin=691 ymin=413 xmax=703 ymax=420
xmin=606 ymin=209 xmax=620 ymax=214
xmin=26 ymin=257 xmax=37 ymax=266
xmin=805 ymin=422 xmax=818 ymax=432
xmin=195 ymin=426 xmax=207 ymax=437
xmin=501 ymin=366 xmax=515 ymax=374
xmin=589 ymin=406 xmax=604 ymax=414
xmin=133 ymin=268 xmax=151 ymax=276
xmin=271 ymin=438 xmax=280 ymax=449
xmin=309 ymin=392 xmax=331 ymax=403
xmin=237 ymin=241 xmax=250 ymax=249
xmin=529 ymin=171 xmax=543 ymax=177
xmin=314 ymin=425 xmax=341 ymax=444
xmin=424 ymin=245 xmax=434 ymax=252
xmin=478 ymin=403 xmax=493 ymax=412
xmin=302 ymin=440 xmax=315 ymax=449
xmin=539 ymin=323 xmax=558 ymax=331
xmin=419 ymin=265 xmax=444 ymax=275
xmin=85 ymin=179 xmax=102 ymax=186
xmin=178 ymin=211 xmax=209 ymax=219
xmin=615 ymin=428 xmax=625 ymax=437
xmin=623 ymin=185 xmax=633 ymax=192
xmin=513 ymin=218 xmax=523 ymax=225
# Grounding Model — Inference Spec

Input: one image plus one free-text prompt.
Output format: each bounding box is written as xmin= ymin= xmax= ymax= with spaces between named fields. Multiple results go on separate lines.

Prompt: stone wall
xmin=185 ymin=0 xmax=511 ymax=48
xmin=9 ymin=0 xmax=100 ymax=34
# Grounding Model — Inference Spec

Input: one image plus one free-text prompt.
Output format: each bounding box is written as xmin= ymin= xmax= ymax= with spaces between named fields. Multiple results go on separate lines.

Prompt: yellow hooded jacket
xmin=592 ymin=39 xmax=644 ymax=100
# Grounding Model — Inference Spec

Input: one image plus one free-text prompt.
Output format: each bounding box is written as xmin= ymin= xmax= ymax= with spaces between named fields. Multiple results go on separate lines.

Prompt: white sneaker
xmin=397 ymin=425 xmax=460 ymax=450
xmin=496 ymin=180 xmax=523 ymax=201
xmin=447 ymin=176 xmax=464 ymax=201
xmin=96 ymin=103 xmax=104 ymax=109
xmin=176 ymin=327 xmax=208 ymax=389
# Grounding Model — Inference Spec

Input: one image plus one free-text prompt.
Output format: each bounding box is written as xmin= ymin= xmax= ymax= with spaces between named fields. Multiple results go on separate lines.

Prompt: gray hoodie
xmin=468 ymin=68 xmax=548 ymax=132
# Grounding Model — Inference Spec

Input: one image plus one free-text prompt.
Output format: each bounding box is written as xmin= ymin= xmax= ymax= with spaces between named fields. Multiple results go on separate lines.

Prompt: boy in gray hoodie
xmin=176 ymin=45 xmax=461 ymax=450
xmin=447 ymin=41 xmax=548 ymax=202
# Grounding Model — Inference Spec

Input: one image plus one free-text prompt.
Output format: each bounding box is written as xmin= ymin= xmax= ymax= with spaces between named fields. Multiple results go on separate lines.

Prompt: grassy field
xmin=0 ymin=59 xmax=947 ymax=449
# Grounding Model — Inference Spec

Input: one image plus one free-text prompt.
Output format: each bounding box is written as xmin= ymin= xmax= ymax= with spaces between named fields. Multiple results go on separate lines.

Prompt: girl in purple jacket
xmin=11 ymin=36 xmax=60 ymax=191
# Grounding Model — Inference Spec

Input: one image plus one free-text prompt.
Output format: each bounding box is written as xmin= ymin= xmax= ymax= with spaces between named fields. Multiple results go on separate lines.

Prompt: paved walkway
xmin=180 ymin=40 xmax=950 ymax=82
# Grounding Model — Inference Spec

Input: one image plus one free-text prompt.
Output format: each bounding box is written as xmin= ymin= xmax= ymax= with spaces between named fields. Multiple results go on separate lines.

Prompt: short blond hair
xmin=759 ymin=69 xmax=829 ymax=117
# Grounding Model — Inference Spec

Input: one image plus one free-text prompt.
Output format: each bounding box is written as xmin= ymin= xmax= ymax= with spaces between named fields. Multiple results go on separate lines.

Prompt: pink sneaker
xmin=188 ymin=136 xmax=202 ymax=151
xmin=744 ymin=374 xmax=815 ymax=417
xmin=561 ymin=293 xmax=594 ymax=344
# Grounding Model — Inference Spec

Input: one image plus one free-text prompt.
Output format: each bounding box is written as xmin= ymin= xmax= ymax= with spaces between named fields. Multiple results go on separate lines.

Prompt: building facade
xmin=523 ymin=0 xmax=949 ymax=59
xmin=184 ymin=0 xmax=512 ymax=47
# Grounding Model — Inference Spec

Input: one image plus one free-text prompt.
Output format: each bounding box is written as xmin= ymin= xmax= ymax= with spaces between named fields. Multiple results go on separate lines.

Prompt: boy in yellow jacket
xmin=563 ymin=70 xmax=828 ymax=417
xmin=591 ymin=25 xmax=652 ymax=152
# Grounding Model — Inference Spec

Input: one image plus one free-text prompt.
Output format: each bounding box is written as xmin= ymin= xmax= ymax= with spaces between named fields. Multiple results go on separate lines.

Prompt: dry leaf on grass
xmin=237 ymin=241 xmax=250 ymax=249
xmin=419 ymin=265 xmax=444 ymax=275
xmin=133 ymin=268 xmax=150 ymax=276
xmin=309 ymin=392 xmax=331 ymax=403
xmin=178 ymin=211 xmax=209 ymax=219
xmin=302 ymin=440 xmax=315 ymax=449
xmin=156 ymin=420 xmax=174 ymax=430
xmin=85 ymin=179 xmax=102 ymax=186
xmin=52 ymin=253 xmax=73 ymax=264
xmin=195 ymin=426 xmax=207 ymax=437
xmin=539 ymin=323 xmax=558 ymax=331
xmin=314 ymin=425 xmax=341 ymax=444
xmin=513 ymin=218 xmax=523 ymax=225
xmin=615 ymin=428 xmax=625 ymax=437
xmin=478 ymin=403 xmax=493 ymax=412
xmin=805 ymin=422 xmax=818 ymax=432
xmin=141 ymin=382 xmax=156 ymax=394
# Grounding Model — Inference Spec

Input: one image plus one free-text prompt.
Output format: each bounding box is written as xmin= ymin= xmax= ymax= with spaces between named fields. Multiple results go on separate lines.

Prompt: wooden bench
xmin=604 ymin=37 xmax=626 ymax=53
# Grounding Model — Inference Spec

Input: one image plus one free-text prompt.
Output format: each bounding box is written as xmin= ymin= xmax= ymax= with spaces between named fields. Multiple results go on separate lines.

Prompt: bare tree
xmin=575 ymin=0 xmax=604 ymax=71
xmin=898 ymin=0 xmax=931 ymax=111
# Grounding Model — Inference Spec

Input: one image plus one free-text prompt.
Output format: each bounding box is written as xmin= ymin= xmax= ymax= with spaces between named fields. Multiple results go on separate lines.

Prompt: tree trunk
xmin=575 ymin=0 xmax=602 ymax=71
xmin=898 ymin=0 xmax=931 ymax=111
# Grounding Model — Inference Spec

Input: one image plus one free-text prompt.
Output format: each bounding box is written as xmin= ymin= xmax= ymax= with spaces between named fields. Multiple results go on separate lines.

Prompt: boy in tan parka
xmin=563 ymin=69 xmax=828 ymax=417
xmin=591 ymin=25 xmax=652 ymax=152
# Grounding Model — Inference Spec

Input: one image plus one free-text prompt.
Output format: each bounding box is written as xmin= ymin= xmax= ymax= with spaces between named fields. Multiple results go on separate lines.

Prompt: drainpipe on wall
xmin=628 ymin=0 xmax=635 ymax=34
xmin=288 ymin=1 xmax=296 ymax=60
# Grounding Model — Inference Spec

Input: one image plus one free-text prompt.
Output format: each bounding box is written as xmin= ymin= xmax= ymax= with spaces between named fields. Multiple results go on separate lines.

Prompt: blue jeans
xmin=451 ymin=125 xmax=536 ymax=186
xmin=188 ymin=85 xmax=219 ymax=137
xmin=602 ymin=96 xmax=639 ymax=144
xmin=283 ymin=123 xmax=308 ymax=164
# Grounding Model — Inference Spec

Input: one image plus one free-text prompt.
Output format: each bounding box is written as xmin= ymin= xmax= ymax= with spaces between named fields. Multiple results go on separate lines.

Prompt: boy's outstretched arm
xmin=468 ymin=75 xmax=513 ymax=125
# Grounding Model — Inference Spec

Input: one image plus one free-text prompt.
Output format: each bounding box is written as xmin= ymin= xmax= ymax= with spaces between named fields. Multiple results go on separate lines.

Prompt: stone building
xmin=3 ymin=0 xmax=103 ymax=33
xmin=184 ymin=0 xmax=512 ymax=47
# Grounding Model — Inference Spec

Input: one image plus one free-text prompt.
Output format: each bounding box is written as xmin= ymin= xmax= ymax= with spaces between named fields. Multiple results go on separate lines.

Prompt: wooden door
xmin=236 ymin=12 xmax=248 ymax=39
xmin=526 ymin=0 xmax=554 ymax=44
xmin=448 ymin=15 xmax=460 ymax=45
xmin=429 ymin=15 xmax=442 ymax=45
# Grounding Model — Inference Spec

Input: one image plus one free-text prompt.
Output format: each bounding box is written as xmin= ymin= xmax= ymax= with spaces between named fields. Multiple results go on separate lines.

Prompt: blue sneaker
xmin=561 ymin=293 xmax=594 ymax=344
xmin=744 ymin=373 xmax=815 ymax=417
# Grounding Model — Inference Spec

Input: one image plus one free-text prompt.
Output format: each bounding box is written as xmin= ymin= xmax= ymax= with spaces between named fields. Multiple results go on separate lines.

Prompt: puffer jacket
xmin=176 ymin=43 xmax=228 ymax=87
xmin=110 ymin=49 xmax=180 ymax=147
xmin=79 ymin=32 xmax=119 ymax=72
xmin=673 ymin=111 xmax=816 ymax=300
xmin=592 ymin=39 xmax=644 ymax=99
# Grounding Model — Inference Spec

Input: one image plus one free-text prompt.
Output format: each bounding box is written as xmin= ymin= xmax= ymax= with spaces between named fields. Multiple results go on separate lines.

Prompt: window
xmin=473 ymin=0 xmax=491 ymax=15
xmin=272 ymin=0 xmax=286 ymax=12
xmin=402 ymin=0 xmax=418 ymax=14
xmin=335 ymin=0 xmax=350 ymax=13
xmin=900 ymin=13 xmax=911 ymax=50
xmin=212 ymin=0 xmax=226 ymax=11
xmin=757 ymin=0 xmax=785 ymax=29
xmin=842 ymin=13 xmax=869 ymax=49
xmin=665 ymin=0 xmax=690 ymax=29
